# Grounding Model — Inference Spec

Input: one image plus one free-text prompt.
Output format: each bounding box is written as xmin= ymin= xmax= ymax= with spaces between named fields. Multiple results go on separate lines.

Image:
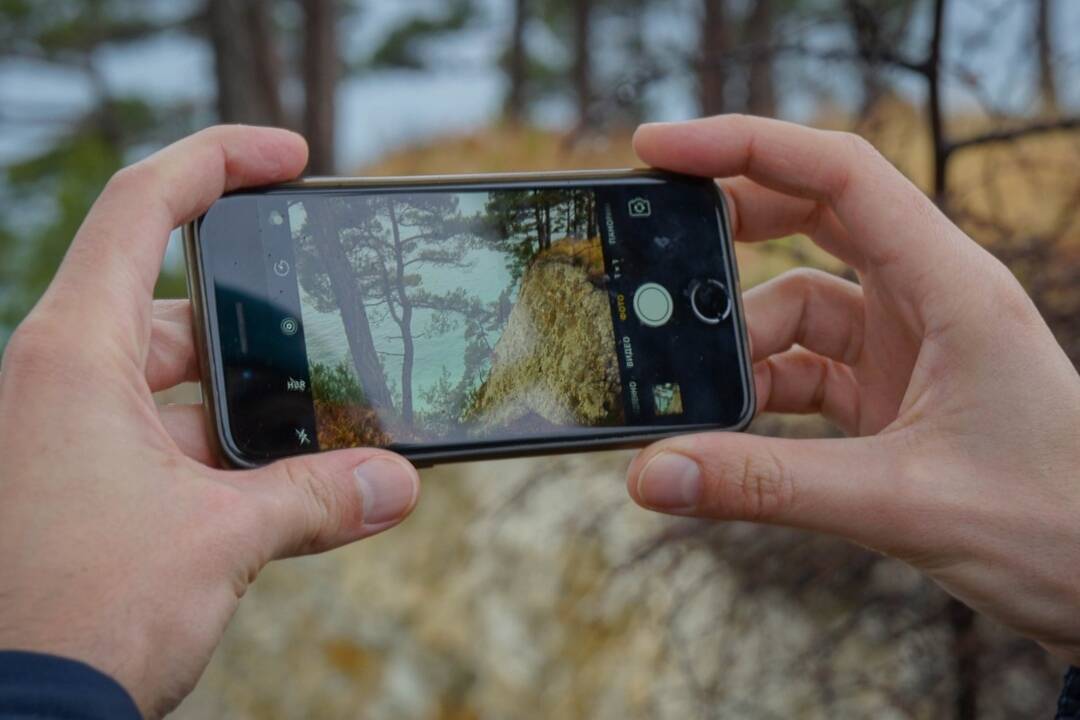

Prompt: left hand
xmin=0 ymin=126 xmax=421 ymax=719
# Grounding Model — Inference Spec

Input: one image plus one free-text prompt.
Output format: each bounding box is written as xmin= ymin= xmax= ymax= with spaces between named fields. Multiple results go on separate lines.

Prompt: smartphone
xmin=184 ymin=170 xmax=755 ymax=467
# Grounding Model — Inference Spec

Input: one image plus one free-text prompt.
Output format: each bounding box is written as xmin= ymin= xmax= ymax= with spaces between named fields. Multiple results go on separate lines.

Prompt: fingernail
xmin=637 ymin=452 xmax=702 ymax=511
xmin=355 ymin=458 xmax=418 ymax=526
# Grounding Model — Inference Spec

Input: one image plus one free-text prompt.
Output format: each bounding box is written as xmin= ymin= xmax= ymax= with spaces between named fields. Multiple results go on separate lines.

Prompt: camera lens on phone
xmin=689 ymin=279 xmax=731 ymax=325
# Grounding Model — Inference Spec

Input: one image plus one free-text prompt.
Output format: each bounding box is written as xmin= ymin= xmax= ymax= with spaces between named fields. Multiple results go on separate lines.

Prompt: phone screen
xmin=196 ymin=174 xmax=752 ymax=463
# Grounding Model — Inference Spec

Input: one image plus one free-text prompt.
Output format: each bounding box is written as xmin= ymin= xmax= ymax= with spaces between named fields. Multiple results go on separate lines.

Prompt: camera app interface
xmin=246 ymin=181 xmax=747 ymax=453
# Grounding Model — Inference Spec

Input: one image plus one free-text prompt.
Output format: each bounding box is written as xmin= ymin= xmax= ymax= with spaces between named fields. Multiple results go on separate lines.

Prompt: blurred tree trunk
xmin=572 ymin=0 xmax=594 ymax=130
xmin=207 ymin=0 xmax=286 ymax=126
xmin=1035 ymin=0 xmax=1058 ymax=114
xmin=698 ymin=0 xmax=728 ymax=116
xmin=846 ymin=0 xmax=885 ymax=115
xmin=302 ymin=0 xmax=338 ymax=174
xmin=847 ymin=0 xmax=916 ymax=115
xmin=745 ymin=0 xmax=775 ymax=117
xmin=505 ymin=0 xmax=529 ymax=124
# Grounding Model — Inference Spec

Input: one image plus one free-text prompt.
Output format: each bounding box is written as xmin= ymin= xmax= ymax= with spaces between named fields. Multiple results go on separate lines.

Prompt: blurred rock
xmin=172 ymin=440 xmax=1056 ymax=719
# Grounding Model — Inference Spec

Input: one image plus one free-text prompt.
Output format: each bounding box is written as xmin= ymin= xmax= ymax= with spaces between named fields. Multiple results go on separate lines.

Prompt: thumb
xmin=241 ymin=449 xmax=420 ymax=560
xmin=627 ymin=433 xmax=907 ymax=550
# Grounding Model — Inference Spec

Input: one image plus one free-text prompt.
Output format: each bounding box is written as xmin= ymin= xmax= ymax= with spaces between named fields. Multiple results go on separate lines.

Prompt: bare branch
xmin=947 ymin=117 xmax=1080 ymax=155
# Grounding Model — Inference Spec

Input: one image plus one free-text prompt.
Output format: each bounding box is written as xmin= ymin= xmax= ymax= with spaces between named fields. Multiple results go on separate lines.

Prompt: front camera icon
xmin=280 ymin=317 xmax=299 ymax=336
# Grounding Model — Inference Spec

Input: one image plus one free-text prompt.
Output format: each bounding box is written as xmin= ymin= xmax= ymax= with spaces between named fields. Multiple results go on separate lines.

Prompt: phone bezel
xmin=184 ymin=168 xmax=756 ymax=468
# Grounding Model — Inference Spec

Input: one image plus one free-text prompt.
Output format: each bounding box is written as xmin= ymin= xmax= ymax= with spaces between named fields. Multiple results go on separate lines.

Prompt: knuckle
xmin=194 ymin=480 xmax=271 ymax=584
xmin=2 ymin=315 xmax=120 ymax=395
xmin=202 ymin=481 xmax=259 ymax=537
xmin=959 ymin=250 xmax=1042 ymax=331
xmin=707 ymin=450 xmax=795 ymax=521
xmin=738 ymin=451 xmax=794 ymax=521
xmin=725 ymin=113 xmax=754 ymax=130
xmin=2 ymin=316 xmax=67 ymax=377
xmin=279 ymin=458 xmax=346 ymax=550
xmin=989 ymin=263 xmax=1038 ymax=324
xmin=103 ymin=161 xmax=158 ymax=199
xmin=813 ymin=131 xmax=871 ymax=203
xmin=780 ymin=267 xmax=828 ymax=294
xmin=839 ymin=130 xmax=881 ymax=164
xmin=196 ymin=124 xmax=234 ymax=139
xmin=3 ymin=320 xmax=48 ymax=372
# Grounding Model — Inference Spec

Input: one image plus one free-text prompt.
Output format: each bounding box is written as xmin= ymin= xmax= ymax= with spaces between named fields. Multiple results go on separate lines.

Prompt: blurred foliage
xmin=0 ymin=0 xmax=177 ymax=58
xmin=0 ymin=99 xmax=196 ymax=335
xmin=0 ymin=0 xmax=202 ymax=342
xmin=362 ymin=0 xmax=477 ymax=71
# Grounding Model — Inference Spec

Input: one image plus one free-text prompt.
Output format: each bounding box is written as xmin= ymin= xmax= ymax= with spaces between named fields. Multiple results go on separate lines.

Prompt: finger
xmin=626 ymin=433 xmax=908 ymax=552
xmin=235 ymin=449 xmax=421 ymax=560
xmin=158 ymin=403 xmax=218 ymax=467
xmin=147 ymin=300 xmax=199 ymax=392
xmin=42 ymin=126 xmax=308 ymax=351
xmin=634 ymin=115 xmax=961 ymax=273
xmin=719 ymin=176 xmax=853 ymax=264
xmin=744 ymin=268 xmax=865 ymax=365
xmin=753 ymin=348 xmax=861 ymax=435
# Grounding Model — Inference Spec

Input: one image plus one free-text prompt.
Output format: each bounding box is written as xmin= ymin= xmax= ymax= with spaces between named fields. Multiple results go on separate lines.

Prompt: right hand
xmin=627 ymin=115 xmax=1080 ymax=662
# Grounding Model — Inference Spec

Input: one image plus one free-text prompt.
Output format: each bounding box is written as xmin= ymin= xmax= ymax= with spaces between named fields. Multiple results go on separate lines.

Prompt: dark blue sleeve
xmin=1058 ymin=667 xmax=1080 ymax=720
xmin=0 ymin=651 xmax=141 ymax=720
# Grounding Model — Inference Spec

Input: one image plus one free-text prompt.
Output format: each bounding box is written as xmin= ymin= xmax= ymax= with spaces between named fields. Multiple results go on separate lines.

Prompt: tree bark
xmin=206 ymin=0 xmax=286 ymax=126
xmin=698 ymin=0 xmax=728 ymax=116
xmin=572 ymin=0 xmax=594 ymax=130
xmin=847 ymin=0 xmax=917 ymax=115
xmin=1035 ymin=0 xmax=1058 ymax=114
xmin=745 ymin=0 xmax=775 ymax=117
xmin=302 ymin=0 xmax=338 ymax=174
xmin=505 ymin=0 xmax=529 ymax=124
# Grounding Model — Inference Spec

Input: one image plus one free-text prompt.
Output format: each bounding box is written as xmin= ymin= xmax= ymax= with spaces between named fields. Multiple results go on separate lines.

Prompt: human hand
xmin=627 ymin=115 xmax=1080 ymax=662
xmin=0 ymin=127 xmax=421 ymax=718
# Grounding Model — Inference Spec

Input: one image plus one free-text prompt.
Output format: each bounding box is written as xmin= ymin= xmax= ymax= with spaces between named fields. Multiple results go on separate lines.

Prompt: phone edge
xmin=182 ymin=221 xmax=243 ymax=466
